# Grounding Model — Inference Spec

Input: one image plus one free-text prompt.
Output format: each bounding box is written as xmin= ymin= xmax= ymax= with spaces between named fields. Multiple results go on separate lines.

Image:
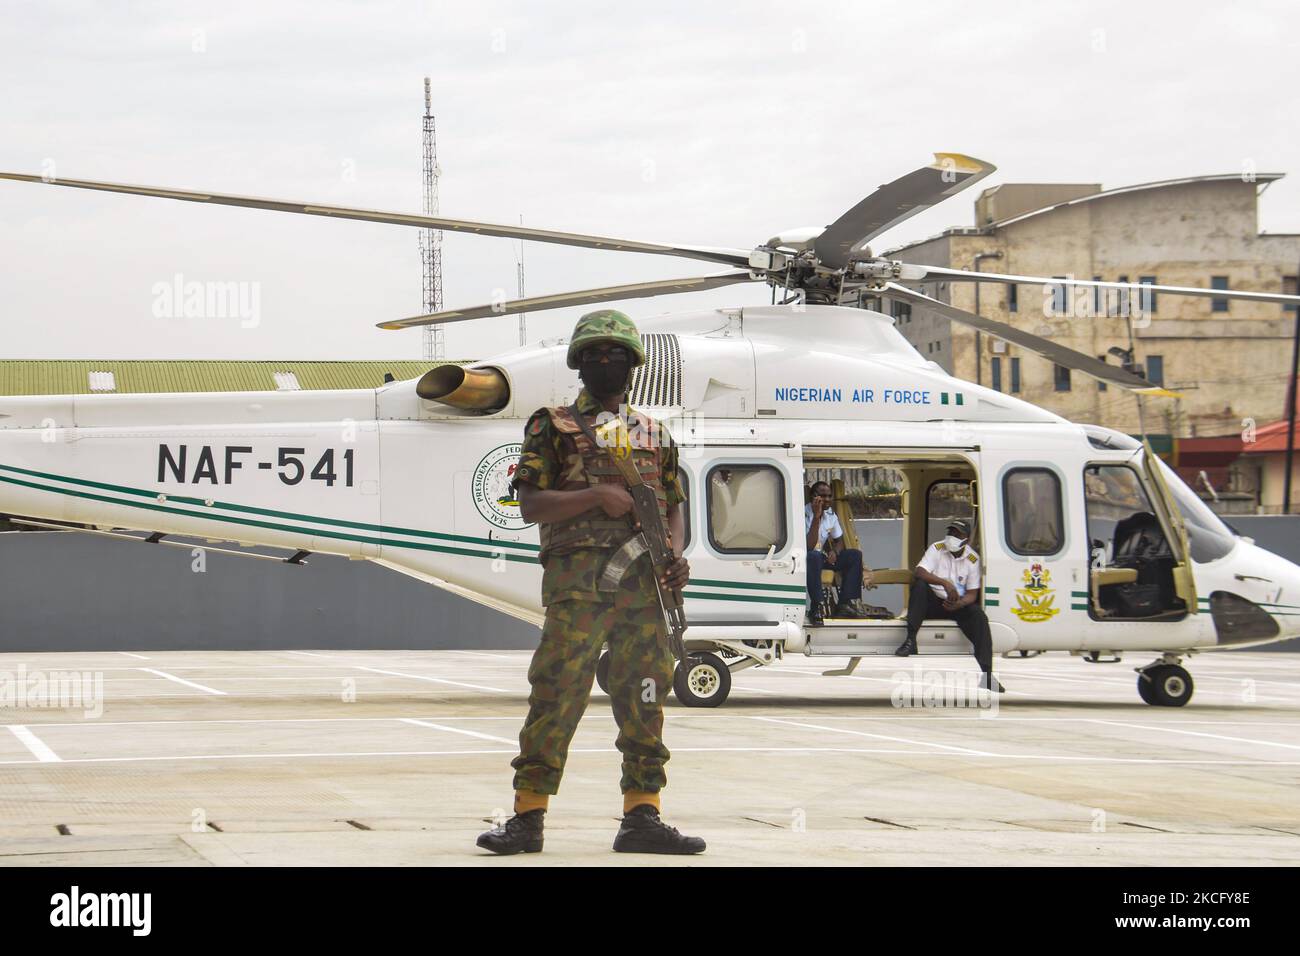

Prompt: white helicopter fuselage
xmin=2 ymin=305 xmax=1297 ymax=689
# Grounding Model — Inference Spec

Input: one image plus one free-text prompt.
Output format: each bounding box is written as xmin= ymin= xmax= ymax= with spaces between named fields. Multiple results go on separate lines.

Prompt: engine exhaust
xmin=416 ymin=365 xmax=509 ymax=411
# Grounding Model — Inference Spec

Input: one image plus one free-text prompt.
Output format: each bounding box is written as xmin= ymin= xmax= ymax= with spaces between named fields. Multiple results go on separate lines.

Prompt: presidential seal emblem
xmin=1011 ymin=562 xmax=1060 ymax=623
xmin=472 ymin=443 xmax=532 ymax=530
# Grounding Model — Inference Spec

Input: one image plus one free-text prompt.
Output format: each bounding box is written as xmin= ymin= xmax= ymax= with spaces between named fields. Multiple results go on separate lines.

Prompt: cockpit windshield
xmin=1153 ymin=457 xmax=1237 ymax=563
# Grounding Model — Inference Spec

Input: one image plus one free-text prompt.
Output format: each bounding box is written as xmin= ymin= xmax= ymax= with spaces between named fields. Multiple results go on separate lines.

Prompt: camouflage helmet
xmin=565 ymin=309 xmax=646 ymax=369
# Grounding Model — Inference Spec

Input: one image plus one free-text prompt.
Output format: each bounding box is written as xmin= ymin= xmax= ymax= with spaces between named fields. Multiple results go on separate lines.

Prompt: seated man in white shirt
xmin=805 ymin=481 xmax=869 ymax=625
xmin=894 ymin=520 xmax=1004 ymax=692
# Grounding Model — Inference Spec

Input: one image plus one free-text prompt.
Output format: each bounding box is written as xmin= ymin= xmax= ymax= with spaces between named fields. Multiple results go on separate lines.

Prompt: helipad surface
xmin=1 ymin=648 xmax=1298 ymax=866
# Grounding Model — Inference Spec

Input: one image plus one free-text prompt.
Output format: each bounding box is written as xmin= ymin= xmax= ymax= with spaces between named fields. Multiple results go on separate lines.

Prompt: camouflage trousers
xmin=511 ymin=599 xmax=674 ymax=796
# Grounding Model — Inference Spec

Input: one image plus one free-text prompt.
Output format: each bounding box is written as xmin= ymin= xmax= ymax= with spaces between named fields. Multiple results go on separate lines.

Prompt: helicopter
xmin=2 ymin=153 xmax=1298 ymax=709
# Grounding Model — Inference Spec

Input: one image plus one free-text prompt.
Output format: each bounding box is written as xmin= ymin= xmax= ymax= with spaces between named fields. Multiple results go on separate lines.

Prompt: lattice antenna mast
xmin=419 ymin=77 xmax=445 ymax=361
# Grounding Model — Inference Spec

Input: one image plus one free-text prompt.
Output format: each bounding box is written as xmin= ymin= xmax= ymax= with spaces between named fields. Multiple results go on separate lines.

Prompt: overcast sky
xmin=2 ymin=0 xmax=1297 ymax=361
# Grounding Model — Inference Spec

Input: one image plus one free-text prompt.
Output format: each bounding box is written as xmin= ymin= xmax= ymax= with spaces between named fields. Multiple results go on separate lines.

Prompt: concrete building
xmin=879 ymin=174 xmax=1300 ymax=441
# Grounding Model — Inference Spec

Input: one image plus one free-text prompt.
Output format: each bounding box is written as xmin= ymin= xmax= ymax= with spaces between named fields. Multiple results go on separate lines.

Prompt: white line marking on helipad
xmin=748 ymin=715 xmax=997 ymax=756
xmin=286 ymin=651 xmax=336 ymax=660
xmin=0 ymin=746 xmax=1298 ymax=768
xmin=1088 ymin=718 xmax=1300 ymax=751
xmin=7 ymin=725 xmax=61 ymax=762
xmin=443 ymin=650 xmax=527 ymax=663
xmin=400 ymin=718 xmax=516 ymax=744
xmin=117 ymin=652 xmax=150 ymax=660
xmin=354 ymin=666 xmax=509 ymax=693
xmin=138 ymin=668 xmax=227 ymax=695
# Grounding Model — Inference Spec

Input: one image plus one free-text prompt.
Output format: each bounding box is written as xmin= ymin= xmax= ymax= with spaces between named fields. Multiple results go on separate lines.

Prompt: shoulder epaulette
xmin=934 ymin=542 xmax=945 ymax=551
xmin=967 ymin=552 xmax=979 ymax=564
xmin=546 ymin=405 xmax=582 ymax=434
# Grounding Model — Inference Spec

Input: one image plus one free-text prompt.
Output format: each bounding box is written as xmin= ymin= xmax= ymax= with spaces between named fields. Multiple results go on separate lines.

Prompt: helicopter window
xmin=927 ymin=481 xmax=975 ymax=548
xmin=706 ymin=464 xmax=787 ymax=555
xmin=1002 ymin=468 xmax=1064 ymax=556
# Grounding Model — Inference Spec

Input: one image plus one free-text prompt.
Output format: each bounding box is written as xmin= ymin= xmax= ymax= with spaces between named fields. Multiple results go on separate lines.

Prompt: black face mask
xmin=579 ymin=359 xmax=630 ymax=399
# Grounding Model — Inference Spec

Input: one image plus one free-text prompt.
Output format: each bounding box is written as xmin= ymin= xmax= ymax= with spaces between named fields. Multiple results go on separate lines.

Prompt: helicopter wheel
xmin=673 ymin=652 xmax=731 ymax=708
xmin=1139 ymin=664 xmax=1193 ymax=707
xmin=595 ymin=652 xmax=611 ymax=695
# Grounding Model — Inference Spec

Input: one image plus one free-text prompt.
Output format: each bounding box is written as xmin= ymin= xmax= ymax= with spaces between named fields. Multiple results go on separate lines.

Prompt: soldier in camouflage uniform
xmin=476 ymin=310 xmax=706 ymax=855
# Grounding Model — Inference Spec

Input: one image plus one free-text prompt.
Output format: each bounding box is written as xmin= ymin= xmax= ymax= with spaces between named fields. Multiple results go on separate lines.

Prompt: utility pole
xmin=1283 ymin=256 xmax=1299 ymax=513
xmin=419 ymin=77 xmax=445 ymax=362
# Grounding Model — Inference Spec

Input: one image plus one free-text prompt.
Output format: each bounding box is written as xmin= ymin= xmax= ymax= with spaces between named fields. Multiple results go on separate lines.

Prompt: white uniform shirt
xmin=917 ymin=541 xmax=982 ymax=599
xmin=804 ymin=503 xmax=843 ymax=551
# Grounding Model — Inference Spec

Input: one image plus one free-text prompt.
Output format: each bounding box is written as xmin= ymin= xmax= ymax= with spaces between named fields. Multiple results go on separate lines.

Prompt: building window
xmin=88 ymin=371 xmax=116 ymax=392
xmin=707 ymin=464 xmax=787 ymax=554
xmin=991 ymin=357 xmax=1002 ymax=392
xmin=1050 ymin=277 xmax=1070 ymax=316
xmin=1138 ymin=276 xmax=1157 ymax=314
xmin=1097 ymin=356 xmax=1108 ymax=392
xmin=1010 ymin=357 xmax=1021 ymax=393
xmin=1008 ymin=284 xmax=1018 ymax=313
xmin=892 ymin=300 xmax=911 ymax=323
xmin=1002 ymin=468 xmax=1065 ymax=556
xmin=1211 ymin=276 xmax=1229 ymax=313
xmin=1147 ymin=355 xmax=1164 ymax=386
xmin=1285 ymin=276 xmax=1298 ymax=314
xmin=1054 ymin=364 xmax=1071 ymax=392
xmin=1114 ymin=275 xmax=1130 ymax=318
xmin=1092 ymin=277 xmax=1104 ymax=316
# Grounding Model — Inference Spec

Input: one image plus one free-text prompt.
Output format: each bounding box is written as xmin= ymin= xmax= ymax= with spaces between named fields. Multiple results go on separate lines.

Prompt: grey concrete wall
xmin=0 ymin=531 xmax=540 ymax=653
xmin=2 ymin=516 xmax=1297 ymax=652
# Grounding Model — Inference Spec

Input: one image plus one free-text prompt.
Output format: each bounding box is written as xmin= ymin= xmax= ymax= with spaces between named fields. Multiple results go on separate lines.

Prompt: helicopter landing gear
xmin=1136 ymin=655 xmax=1194 ymax=707
xmin=673 ymin=652 xmax=732 ymax=708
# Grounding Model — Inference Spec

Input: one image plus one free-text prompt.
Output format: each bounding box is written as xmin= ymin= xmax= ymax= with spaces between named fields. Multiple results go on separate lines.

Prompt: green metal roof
xmin=0 ymin=360 xmax=457 ymax=396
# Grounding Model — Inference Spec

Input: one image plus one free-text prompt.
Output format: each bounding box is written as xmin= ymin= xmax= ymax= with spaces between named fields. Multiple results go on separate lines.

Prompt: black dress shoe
xmin=808 ymin=608 xmax=824 ymax=626
xmin=476 ymin=809 xmax=545 ymax=855
xmin=613 ymin=805 xmax=706 ymax=855
xmin=894 ymin=637 xmax=917 ymax=657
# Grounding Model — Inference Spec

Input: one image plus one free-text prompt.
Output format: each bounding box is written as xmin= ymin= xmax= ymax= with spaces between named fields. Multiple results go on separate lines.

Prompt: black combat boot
xmin=894 ymin=636 xmax=918 ymax=657
xmin=833 ymin=601 xmax=870 ymax=619
xmin=613 ymin=805 xmax=706 ymax=855
xmin=476 ymin=809 xmax=545 ymax=855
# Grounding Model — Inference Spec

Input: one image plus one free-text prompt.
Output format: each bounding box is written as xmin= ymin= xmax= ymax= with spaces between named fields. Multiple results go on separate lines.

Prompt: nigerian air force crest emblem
xmin=1011 ymin=562 xmax=1060 ymax=623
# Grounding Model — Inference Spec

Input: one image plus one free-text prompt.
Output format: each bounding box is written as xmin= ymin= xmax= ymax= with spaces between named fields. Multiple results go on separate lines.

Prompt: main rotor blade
xmin=878 ymin=283 xmax=1173 ymax=394
xmin=916 ymin=265 xmax=1300 ymax=307
xmin=0 ymin=171 xmax=751 ymax=269
xmin=378 ymin=271 xmax=757 ymax=329
xmin=814 ymin=153 xmax=996 ymax=269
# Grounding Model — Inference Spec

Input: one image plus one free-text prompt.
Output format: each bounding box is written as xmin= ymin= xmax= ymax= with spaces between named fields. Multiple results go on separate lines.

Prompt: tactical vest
xmin=536 ymin=404 xmax=669 ymax=566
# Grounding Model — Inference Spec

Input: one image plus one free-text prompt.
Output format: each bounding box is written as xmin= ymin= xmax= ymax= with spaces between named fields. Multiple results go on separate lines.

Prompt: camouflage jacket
xmin=514 ymin=388 xmax=685 ymax=607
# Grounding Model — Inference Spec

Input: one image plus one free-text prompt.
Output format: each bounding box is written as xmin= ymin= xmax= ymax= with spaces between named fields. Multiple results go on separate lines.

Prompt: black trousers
xmin=905 ymin=579 xmax=994 ymax=675
xmin=807 ymin=548 xmax=863 ymax=609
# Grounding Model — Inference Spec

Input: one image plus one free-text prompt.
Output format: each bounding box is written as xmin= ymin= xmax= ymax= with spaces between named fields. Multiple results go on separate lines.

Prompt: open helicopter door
xmin=1138 ymin=441 xmax=1198 ymax=614
xmin=677 ymin=442 xmax=806 ymax=642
